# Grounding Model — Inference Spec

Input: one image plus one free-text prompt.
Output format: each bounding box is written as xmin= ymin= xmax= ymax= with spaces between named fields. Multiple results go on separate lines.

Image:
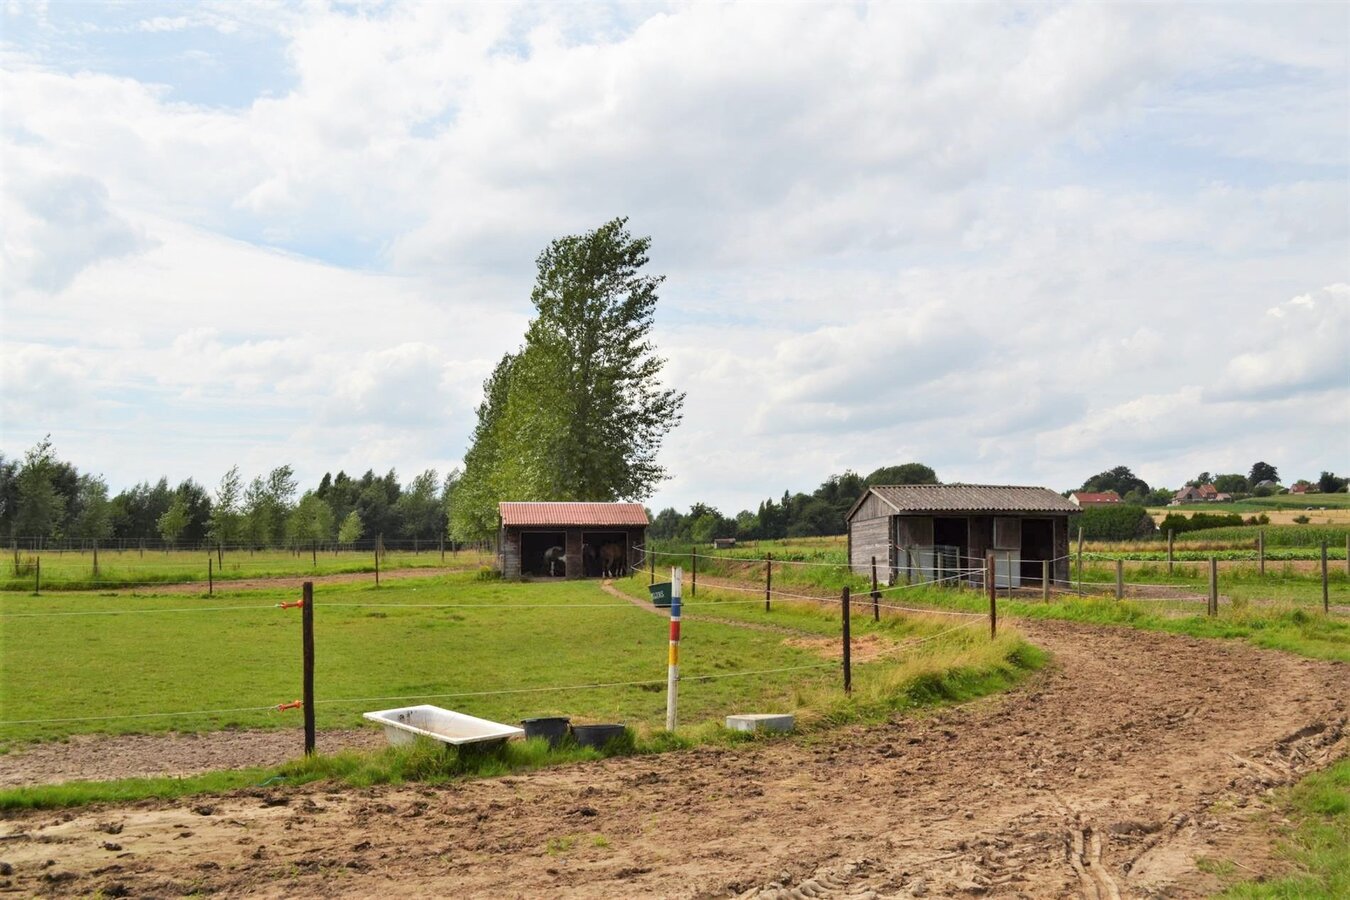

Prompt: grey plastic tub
xmin=521 ymin=716 xmax=571 ymax=748
xmin=571 ymin=723 xmax=627 ymax=749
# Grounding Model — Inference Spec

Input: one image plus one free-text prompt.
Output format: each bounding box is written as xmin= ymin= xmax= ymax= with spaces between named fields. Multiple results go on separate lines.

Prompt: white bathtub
xmin=363 ymin=704 xmax=523 ymax=748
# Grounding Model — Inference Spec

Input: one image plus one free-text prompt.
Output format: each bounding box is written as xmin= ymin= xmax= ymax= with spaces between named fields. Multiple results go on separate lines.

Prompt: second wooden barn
xmin=846 ymin=484 xmax=1079 ymax=587
xmin=498 ymin=502 xmax=649 ymax=579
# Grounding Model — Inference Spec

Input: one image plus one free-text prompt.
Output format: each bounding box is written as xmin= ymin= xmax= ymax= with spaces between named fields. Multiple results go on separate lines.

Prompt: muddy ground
xmin=2 ymin=619 xmax=1346 ymax=898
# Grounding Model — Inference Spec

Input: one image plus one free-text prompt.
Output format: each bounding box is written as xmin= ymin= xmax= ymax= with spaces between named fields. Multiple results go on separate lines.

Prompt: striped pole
xmin=666 ymin=567 xmax=683 ymax=731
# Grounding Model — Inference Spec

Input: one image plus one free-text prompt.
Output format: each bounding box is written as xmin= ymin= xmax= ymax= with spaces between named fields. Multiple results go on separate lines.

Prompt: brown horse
xmin=599 ymin=543 xmax=624 ymax=578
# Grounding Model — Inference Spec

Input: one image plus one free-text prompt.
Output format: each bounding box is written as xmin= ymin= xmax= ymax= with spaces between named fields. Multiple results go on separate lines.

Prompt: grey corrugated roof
xmin=851 ymin=484 xmax=1080 ymax=519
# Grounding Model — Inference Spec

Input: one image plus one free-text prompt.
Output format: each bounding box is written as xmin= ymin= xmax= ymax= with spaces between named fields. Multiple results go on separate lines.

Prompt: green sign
xmin=649 ymin=582 xmax=672 ymax=608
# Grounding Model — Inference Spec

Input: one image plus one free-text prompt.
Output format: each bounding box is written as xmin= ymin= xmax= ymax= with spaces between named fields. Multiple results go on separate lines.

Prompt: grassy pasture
xmin=1218 ymin=756 xmax=1350 ymax=898
xmin=0 ymin=571 xmax=1034 ymax=749
xmin=0 ymin=546 xmax=487 ymax=591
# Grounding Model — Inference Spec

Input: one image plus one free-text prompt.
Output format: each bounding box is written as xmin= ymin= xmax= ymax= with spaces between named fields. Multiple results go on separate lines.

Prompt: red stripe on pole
xmin=669 ymin=620 xmax=680 ymax=641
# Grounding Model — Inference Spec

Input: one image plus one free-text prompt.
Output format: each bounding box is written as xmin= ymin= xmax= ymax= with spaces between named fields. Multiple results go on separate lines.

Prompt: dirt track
xmin=2 ymin=620 xmax=1346 ymax=898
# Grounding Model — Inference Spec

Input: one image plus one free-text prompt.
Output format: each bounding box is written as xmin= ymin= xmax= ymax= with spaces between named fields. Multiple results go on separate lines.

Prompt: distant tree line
xmin=649 ymin=463 xmax=938 ymax=543
xmin=0 ymin=436 xmax=458 ymax=547
xmin=1076 ymin=462 xmax=1346 ymax=504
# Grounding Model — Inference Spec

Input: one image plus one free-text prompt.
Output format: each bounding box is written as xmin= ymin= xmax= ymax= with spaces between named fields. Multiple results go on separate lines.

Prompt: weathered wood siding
xmin=896 ymin=516 xmax=933 ymax=548
xmin=1054 ymin=517 xmax=1072 ymax=584
xmin=849 ymin=516 xmax=890 ymax=575
xmin=500 ymin=526 xmax=521 ymax=578
xmin=968 ymin=516 xmax=993 ymax=567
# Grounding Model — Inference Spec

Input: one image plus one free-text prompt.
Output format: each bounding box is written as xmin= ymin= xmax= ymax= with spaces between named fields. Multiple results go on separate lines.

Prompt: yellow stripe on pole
xmin=668 ymin=644 xmax=679 ymax=666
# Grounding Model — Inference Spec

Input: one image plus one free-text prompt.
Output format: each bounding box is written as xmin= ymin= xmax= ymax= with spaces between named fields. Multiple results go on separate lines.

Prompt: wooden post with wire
xmin=374 ymin=540 xmax=380 ymax=587
xmin=93 ymin=540 xmax=99 ymax=579
xmin=691 ymin=546 xmax=697 ymax=598
xmin=302 ymin=581 xmax=315 ymax=755
xmin=1322 ymin=540 xmax=1329 ymax=614
xmin=1208 ymin=557 xmax=1218 ymax=617
xmin=986 ymin=553 xmax=997 ymax=640
xmin=765 ymin=553 xmax=772 ymax=612
xmin=1042 ymin=559 xmax=1050 ymax=602
xmin=311 ymin=540 xmax=317 ymax=568
xmin=649 ymin=549 xmax=655 ymax=585
xmin=1115 ymin=559 xmax=1124 ymax=600
xmin=440 ymin=536 xmax=444 ymax=563
xmin=841 ymin=586 xmax=852 ymax=695
xmin=34 ymin=556 xmax=40 ymax=595
xmin=208 ymin=556 xmax=214 ymax=596
xmin=870 ymin=555 xmax=880 ymax=622
xmin=1077 ymin=526 xmax=1084 ymax=598
xmin=666 ymin=567 xmax=682 ymax=731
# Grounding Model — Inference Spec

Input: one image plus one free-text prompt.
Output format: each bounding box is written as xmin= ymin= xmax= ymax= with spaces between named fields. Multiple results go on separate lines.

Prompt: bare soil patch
xmin=0 ymin=730 xmax=387 ymax=789
xmin=2 ymin=620 xmax=1346 ymax=898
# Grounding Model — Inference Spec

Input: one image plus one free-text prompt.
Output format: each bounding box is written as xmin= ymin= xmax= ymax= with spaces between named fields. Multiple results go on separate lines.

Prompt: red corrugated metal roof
xmin=499 ymin=502 xmax=649 ymax=527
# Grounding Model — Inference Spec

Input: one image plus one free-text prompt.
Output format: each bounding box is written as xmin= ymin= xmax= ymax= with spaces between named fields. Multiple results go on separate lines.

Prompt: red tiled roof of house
xmin=499 ymin=502 xmax=649 ymax=527
xmin=1071 ymin=491 xmax=1122 ymax=504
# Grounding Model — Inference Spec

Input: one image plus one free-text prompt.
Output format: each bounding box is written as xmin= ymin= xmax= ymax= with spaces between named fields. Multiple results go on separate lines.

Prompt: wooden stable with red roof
xmin=498 ymin=502 xmax=649 ymax=579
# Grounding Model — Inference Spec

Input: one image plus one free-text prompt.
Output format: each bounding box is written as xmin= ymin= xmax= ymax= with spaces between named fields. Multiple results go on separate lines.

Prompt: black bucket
xmin=571 ymin=723 xmax=627 ymax=750
xmin=521 ymin=716 xmax=571 ymax=748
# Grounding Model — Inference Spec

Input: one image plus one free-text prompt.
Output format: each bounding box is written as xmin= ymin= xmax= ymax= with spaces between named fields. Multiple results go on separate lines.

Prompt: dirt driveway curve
xmin=2 ymin=620 xmax=1346 ymax=898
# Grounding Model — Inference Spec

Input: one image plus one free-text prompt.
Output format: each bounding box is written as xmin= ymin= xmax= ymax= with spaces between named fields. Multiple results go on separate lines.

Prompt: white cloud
xmin=1 ymin=1 xmax=1347 ymax=509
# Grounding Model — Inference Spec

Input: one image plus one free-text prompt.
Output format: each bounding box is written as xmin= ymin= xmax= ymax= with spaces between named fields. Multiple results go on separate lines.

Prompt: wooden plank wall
xmin=500 ymin=527 xmax=521 ymax=578
xmin=849 ymin=516 xmax=890 ymax=575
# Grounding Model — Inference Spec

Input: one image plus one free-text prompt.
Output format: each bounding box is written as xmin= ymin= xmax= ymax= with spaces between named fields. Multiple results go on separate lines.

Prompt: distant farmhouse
xmin=1171 ymin=484 xmax=1232 ymax=505
xmin=1069 ymin=490 xmax=1122 ymax=507
xmin=846 ymin=484 xmax=1079 ymax=588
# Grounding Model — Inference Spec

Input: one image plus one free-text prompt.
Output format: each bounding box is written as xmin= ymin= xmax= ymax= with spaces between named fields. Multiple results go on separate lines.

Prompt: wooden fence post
xmin=1322 ymin=540 xmax=1329 ymax=614
xmin=1258 ymin=530 xmax=1265 ymax=576
xmin=440 ymin=537 xmax=445 ymax=563
xmin=1167 ymin=529 xmax=1174 ymax=575
xmin=1208 ymin=557 xmax=1218 ymax=617
xmin=987 ymin=553 xmax=997 ymax=640
xmin=841 ymin=586 xmax=852 ymax=695
xmin=649 ymin=550 xmax=655 ymax=585
xmin=302 ymin=581 xmax=315 ymax=756
xmin=208 ymin=556 xmax=214 ymax=596
xmin=1042 ymin=559 xmax=1050 ymax=602
xmin=374 ymin=541 xmax=380 ymax=587
xmin=92 ymin=540 xmax=99 ymax=578
xmin=34 ymin=556 xmax=40 ymax=595
xmin=870 ymin=555 xmax=880 ymax=622
xmin=765 ymin=554 xmax=772 ymax=612
xmin=691 ymin=546 xmax=697 ymax=598
xmin=1115 ymin=559 xmax=1124 ymax=600
xmin=1077 ymin=526 xmax=1084 ymax=598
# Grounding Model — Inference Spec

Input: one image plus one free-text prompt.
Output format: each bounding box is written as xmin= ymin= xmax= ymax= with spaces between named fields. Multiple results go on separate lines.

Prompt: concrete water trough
xmin=726 ymin=713 xmax=795 ymax=734
xmin=364 ymin=705 xmax=524 ymax=749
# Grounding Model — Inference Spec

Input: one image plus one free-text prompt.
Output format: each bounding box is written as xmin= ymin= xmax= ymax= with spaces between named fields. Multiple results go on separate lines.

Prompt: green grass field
xmin=0 ymin=546 xmax=486 ymax=591
xmin=1218 ymin=756 xmax=1350 ymax=898
xmin=0 ymin=571 xmax=1035 ymax=749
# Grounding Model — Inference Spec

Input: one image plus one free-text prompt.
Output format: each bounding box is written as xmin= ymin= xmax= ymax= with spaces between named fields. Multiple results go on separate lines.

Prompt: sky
xmin=1 ymin=0 xmax=1347 ymax=514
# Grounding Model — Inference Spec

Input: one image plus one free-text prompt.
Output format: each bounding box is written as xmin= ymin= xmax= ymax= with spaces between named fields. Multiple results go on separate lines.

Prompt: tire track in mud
xmin=2 ymin=621 xmax=1346 ymax=899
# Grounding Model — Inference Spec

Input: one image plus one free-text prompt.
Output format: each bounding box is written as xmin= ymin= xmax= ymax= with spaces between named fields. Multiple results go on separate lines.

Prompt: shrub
xmin=1077 ymin=504 xmax=1156 ymax=541
xmin=1158 ymin=511 xmax=1245 ymax=535
xmin=1293 ymin=515 xmax=1311 ymax=525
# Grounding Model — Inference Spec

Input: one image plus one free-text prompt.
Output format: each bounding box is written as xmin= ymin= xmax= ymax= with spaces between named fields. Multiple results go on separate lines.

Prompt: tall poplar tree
xmin=451 ymin=218 xmax=685 ymax=539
